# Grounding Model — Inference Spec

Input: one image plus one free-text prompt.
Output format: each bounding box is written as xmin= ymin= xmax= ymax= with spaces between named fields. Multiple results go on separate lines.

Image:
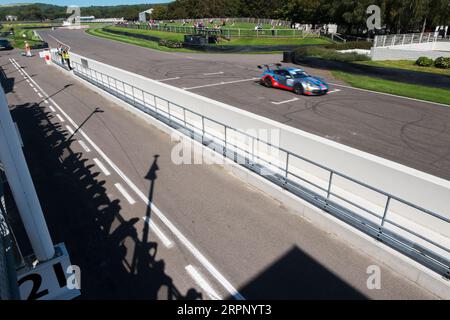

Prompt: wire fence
xmin=118 ymin=23 xmax=321 ymax=39
xmin=51 ymin=53 xmax=450 ymax=279
xmin=156 ymin=17 xmax=293 ymax=28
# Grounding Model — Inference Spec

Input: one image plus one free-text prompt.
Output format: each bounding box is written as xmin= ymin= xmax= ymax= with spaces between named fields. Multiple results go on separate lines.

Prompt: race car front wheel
xmin=264 ymin=77 xmax=273 ymax=88
xmin=294 ymin=84 xmax=304 ymax=95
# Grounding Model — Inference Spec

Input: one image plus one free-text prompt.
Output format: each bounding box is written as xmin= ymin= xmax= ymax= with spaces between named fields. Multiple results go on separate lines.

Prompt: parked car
xmin=0 ymin=38 xmax=13 ymax=50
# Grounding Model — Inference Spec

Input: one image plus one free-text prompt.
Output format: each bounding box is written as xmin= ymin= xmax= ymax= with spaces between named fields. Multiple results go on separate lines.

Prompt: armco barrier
xmin=51 ymin=52 xmax=450 ymax=278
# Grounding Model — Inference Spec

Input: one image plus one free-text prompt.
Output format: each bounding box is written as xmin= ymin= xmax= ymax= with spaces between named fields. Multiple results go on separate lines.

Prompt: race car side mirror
xmin=257 ymin=66 xmax=262 ymax=69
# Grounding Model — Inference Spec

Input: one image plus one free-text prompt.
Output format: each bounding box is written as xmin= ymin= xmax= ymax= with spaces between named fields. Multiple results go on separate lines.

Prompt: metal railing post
xmin=381 ymin=196 xmax=391 ymax=226
xmin=326 ymin=172 xmax=334 ymax=199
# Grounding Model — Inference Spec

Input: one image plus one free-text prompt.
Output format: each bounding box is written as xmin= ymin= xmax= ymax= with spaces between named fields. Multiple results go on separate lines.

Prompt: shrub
xmin=158 ymin=39 xmax=183 ymax=48
xmin=295 ymin=46 xmax=370 ymax=62
xmin=415 ymin=57 xmax=434 ymax=67
xmin=434 ymin=57 xmax=450 ymax=69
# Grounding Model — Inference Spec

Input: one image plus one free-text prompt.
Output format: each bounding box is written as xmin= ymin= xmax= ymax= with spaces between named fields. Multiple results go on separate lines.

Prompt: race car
xmin=258 ymin=63 xmax=329 ymax=95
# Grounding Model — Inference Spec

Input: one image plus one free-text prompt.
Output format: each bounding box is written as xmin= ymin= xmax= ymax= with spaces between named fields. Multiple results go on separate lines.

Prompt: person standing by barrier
xmin=62 ymin=48 xmax=72 ymax=70
xmin=24 ymin=41 xmax=31 ymax=57
xmin=57 ymin=44 xmax=64 ymax=65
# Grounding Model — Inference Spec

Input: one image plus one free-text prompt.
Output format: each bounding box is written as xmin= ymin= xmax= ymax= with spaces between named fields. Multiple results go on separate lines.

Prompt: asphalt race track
xmin=0 ymin=49 xmax=437 ymax=299
xmin=39 ymin=29 xmax=450 ymax=181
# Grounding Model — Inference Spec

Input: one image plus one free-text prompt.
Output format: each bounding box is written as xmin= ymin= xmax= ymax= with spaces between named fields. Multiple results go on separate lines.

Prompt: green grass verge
xmin=85 ymin=27 xmax=195 ymax=53
xmin=106 ymin=26 xmax=184 ymax=41
xmin=355 ymin=60 xmax=450 ymax=76
xmin=106 ymin=25 xmax=329 ymax=46
xmin=1 ymin=24 xmax=45 ymax=48
xmin=332 ymin=71 xmax=450 ymax=106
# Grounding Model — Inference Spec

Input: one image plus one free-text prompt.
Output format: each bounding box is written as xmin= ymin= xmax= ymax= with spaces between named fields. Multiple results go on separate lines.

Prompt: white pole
xmin=0 ymin=85 xmax=54 ymax=262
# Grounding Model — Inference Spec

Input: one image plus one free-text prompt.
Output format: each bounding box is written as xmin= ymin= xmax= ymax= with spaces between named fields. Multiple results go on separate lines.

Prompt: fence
xmin=374 ymin=32 xmax=437 ymax=48
xmin=157 ymin=17 xmax=292 ymax=27
xmin=51 ymin=52 xmax=450 ymax=280
xmin=120 ymin=23 xmax=321 ymax=38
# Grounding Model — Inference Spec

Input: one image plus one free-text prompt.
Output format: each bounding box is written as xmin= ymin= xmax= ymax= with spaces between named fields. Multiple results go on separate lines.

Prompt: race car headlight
xmin=303 ymin=82 xmax=319 ymax=90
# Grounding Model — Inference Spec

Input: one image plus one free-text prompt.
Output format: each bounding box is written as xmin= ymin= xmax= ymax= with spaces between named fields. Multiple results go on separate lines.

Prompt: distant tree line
xmin=1 ymin=1 xmax=449 ymax=34
xmin=0 ymin=3 xmax=159 ymax=21
xmin=153 ymin=0 xmax=450 ymax=34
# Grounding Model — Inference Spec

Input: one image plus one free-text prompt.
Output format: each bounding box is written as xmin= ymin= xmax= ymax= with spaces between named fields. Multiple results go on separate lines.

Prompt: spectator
xmin=62 ymin=48 xmax=72 ymax=70
xmin=24 ymin=41 xmax=31 ymax=57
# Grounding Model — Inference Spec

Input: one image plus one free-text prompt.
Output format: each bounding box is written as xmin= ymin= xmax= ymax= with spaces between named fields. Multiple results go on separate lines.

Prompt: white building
xmin=5 ymin=15 xmax=18 ymax=21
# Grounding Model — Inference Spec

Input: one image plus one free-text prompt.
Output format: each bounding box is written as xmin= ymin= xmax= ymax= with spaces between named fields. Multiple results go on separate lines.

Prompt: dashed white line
xmin=158 ymin=77 xmax=180 ymax=82
xmin=44 ymin=100 xmax=50 ymax=105
xmin=33 ymin=87 xmax=38 ymax=93
xmin=12 ymin=58 xmax=246 ymax=301
xmin=78 ymin=140 xmax=91 ymax=152
xmin=48 ymin=105 xmax=56 ymax=112
xmin=26 ymin=79 xmax=30 ymax=83
xmin=65 ymin=125 xmax=75 ymax=135
xmin=185 ymin=265 xmax=222 ymax=300
xmin=56 ymin=114 xmax=65 ymax=122
xmin=271 ymin=97 xmax=299 ymax=105
xmin=183 ymin=78 xmax=258 ymax=90
xmin=143 ymin=217 xmax=174 ymax=249
xmin=203 ymin=71 xmax=224 ymax=76
xmin=93 ymin=158 xmax=111 ymax=176
xmin=114 ymin=183 xmax=136 ymax=205
xmin=37 ymin=92 xmax=43 ymax=98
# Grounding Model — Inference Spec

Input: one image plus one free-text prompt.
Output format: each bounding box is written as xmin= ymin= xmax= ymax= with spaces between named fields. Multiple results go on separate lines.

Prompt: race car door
xmin=274 ymin=69 xmax=293 ymax=89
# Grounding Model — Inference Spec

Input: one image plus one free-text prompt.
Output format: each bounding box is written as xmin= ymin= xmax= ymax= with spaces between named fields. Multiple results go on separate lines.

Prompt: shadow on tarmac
xmin=1 ymin=59 xmax=203 ymax=299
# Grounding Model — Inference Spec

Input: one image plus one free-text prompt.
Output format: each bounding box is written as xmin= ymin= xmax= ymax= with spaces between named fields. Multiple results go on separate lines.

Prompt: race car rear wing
xmin=257 ymin=63 xmax=282 ymax=71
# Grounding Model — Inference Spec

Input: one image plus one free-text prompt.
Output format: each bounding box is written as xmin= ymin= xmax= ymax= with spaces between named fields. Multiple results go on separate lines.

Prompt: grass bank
xmin=332 ymin=71 xmax=450 ymax=106
xmin=356 ymin=60 xmax=450 ymax=76
xmin=85 ymin=27 xmax=195 ymax=53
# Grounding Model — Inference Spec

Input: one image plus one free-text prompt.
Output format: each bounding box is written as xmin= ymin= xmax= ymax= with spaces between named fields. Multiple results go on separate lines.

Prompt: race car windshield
xmin=290 ymin=71 xmax=310 ymax=79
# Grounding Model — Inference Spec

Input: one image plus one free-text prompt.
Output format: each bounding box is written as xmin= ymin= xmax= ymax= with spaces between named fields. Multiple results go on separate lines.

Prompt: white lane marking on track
xmin=158 ymin=77 xmax=180 ymax=82
xmin=203 ymin=71 xmax=224 ymax=76
xmin=13 ymin=58 xmax=246 ymax=301
xmin=78 ymin=140 xmax=91 ymax=152
xmin=185 ymin=265 xmax=222 ymax=300
xmin=271 ymin=97 xmax=299 ymax=105
xmin=93 ymin=158 xmax=111 ymax=176
xmin=44 ymin=100 xmax=49 ymax=104
xmin=327 ymin=89 xmax=341 ymax=94
xmin=26 ymin=79 xmax=30 ymax=83
xmin=56 ymin=114 xmax=65 ymax=122
xmin=183 ymin=78 xmax=258 ymax=90
xmin=48 ymin=105 xmax=56 ymax=112
xmin=143 ymin=217 xmax=174 ymax=249
xmin=33 ymin=87 xmax=38 ymax=93
xmin=114 ymin=183 xmax=136 ymax=205
xmin=37 ymin=92 xmax=43 ymax=98
xmin=65 ymin=125 xmax=75 ymax=135
xmin=47 ymin=34 xmax=71 ymax=50
xmin=329 ymin=82 xmax=449 ymax=107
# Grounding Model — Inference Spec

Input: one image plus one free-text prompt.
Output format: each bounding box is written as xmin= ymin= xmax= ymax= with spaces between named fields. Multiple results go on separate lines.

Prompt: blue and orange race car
xmin=258 ymin=63 xmax=329 ymax=95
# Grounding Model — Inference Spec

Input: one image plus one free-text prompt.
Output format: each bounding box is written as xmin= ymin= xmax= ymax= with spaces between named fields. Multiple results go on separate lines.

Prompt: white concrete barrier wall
xmin=68 ymin=53 xmax=450 ymax=243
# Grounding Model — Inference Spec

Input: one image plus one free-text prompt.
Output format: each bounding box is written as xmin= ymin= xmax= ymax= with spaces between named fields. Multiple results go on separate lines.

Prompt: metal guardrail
xmin=119 ymin=23 xmax=321 ymax=39
xmin=0 ymin=172 xmax=20 ymax=300
xmin=51 ymin=54 xmax=450 ymax=279
xmin=374 ymin=32 xmax=437 ymax=48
